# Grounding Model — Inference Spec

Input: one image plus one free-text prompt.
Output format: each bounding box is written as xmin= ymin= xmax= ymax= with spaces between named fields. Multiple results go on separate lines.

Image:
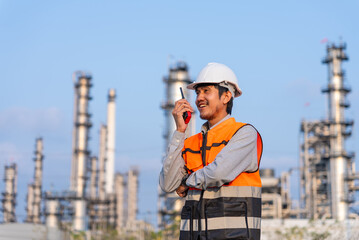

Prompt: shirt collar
xmin=201 ymin=114 xmax=231 ymax=134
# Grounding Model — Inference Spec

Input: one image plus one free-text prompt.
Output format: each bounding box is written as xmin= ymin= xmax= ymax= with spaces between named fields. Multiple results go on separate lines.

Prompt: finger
xmin=174 ymin=99 xmax=188 ymax=109
xmin=180 ymin=104 xmax=194 ymax=113
xmin=177 ymin=103 xmax=194 ymax=115
xmin=179 ymin=100 xmax=194 ymax=111
xmin=175 ymin=100 xmax=194 ymax=112
xmin=172 ymin=106 xmax=193 ymax=122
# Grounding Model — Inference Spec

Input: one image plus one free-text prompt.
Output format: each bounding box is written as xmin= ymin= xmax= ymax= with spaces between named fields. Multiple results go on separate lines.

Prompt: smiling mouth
xmin=198 ymin=103 xmax=208 ymax=109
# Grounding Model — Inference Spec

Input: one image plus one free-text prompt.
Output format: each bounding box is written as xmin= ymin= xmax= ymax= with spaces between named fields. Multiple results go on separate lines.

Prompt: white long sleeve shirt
xmin=159 ymin=115 xmax=259 ymax=192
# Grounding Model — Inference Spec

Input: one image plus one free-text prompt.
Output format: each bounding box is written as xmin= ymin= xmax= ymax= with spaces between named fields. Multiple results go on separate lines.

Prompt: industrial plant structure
xmin=158 ymin=61 xmax=196 ymax=233
xmin=260 ymin=168 xmax=292 ymax=219
xmin=1 ymin=163 xmax=17 ymax=223
xmin=44 ymin=72 xmax=141 ymax=235
xmin=259 ymin=43 xmax=359 ymax=222
xmin=259 ymin=43 xmax=359 ymax=239
xmin=25 ymin=138 xmax=44 ymax=224
xmin=299 ymin=42 xmax=359 ymax=220
xmin=0 ymin=72 xmax=144 ymax=239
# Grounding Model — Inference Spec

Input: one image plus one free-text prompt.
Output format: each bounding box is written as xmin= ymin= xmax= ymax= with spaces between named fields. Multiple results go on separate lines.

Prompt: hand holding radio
xmin=172 ymin=87 xmax=194 ymax=133
xmin=180 ymin=87 xmax=192 ymax=124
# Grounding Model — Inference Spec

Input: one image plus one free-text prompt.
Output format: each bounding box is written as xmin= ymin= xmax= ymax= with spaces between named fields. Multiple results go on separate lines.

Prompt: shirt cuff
xmin=186 ymin=171 xmax=204 ymax=189
xmin=172 ymin=130 xmax=185 ymax=142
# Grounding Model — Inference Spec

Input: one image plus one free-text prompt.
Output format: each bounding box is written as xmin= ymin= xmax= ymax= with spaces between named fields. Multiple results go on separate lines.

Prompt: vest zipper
xmin=196 ymin=132 xmax=208 ymax=239
xmin=201 ymin=132 xmax=208 ymax=167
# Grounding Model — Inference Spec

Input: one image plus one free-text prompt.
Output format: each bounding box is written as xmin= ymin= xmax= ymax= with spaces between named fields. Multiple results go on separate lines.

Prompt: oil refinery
xmin=1 ymin=72 xmax=147 ymax=239
xmin=1 ymin=43 xmax=359 ymax=239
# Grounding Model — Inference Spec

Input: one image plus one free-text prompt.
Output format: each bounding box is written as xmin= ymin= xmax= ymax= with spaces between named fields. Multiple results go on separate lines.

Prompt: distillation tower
xmin=70 ymin=72 xmax=93 ymax=230
xmin=106 ymin=89 xmax=116 ymax=194
xmin=300 ymin=43 xmax=357 ymax=220
xmin=158 ymin=61 xmax=196 ymax=229
xmin=115 ymin=173 xmax=125 ymax=233
xmin=98 ymin=124 xmax=107 ymax=202
xmin=92 ymin=89 xmax=117 ymax=227
xmin=42 ymin=72 xmax=94 ymax=231
xmin=89 ymin=156 xmax=98 ymax=200
xmin=25 ymin=138 xmax=44 ymax=223
xmin=126 ymin=168 xmax=139 ymax=229
xmin=2 ymin=163 xmax=17 ymax=223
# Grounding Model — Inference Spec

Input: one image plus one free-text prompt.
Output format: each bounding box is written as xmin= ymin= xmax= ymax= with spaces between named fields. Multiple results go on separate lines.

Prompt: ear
xmin=222 ymin=91 xmax=232 ymax=104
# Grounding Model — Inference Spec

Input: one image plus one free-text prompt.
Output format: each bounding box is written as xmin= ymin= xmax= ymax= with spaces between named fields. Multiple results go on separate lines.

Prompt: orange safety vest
xmin=180 ymin=117 xmax=263 ymax=240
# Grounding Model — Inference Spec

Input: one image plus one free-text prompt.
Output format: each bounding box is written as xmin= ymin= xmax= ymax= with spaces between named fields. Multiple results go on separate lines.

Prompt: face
xmin=195 ymin=85 xmax=229 ymax=123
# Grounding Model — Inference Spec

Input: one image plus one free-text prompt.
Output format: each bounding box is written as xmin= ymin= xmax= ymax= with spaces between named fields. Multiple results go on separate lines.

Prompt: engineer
xmin=159 ymin=62 xmax=263 ymax=240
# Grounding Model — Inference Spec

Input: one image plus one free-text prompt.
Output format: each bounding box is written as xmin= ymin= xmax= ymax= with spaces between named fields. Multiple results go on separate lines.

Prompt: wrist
xmin=181 ymin=175 xmax=189 ymax=186
xmin=177 ymin=127 xmax=186 ymax=133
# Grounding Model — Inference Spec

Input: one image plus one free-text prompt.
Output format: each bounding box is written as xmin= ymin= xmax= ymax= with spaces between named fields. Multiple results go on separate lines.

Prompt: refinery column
xmin=106 ymin=89 xmax=116 ymax=194
xmin=98 ymin=124 xmax=107 ymax=200
xmin=158 ymin=61 xmax=196 ymax=229
xmin=127 ymin=167 xmax=139 ymax=229
xmin=32 ymin=137 xmax=44 ymax=224
xmin=322 ymin=43 xmax=353 ymax=220
xmin=26 ymin=138 xmax=44 ymax=224
xmin=2 ymin=163 xmax=18 ymax=223
xmin=26 ymin=184 xmax=34 ymax=222
xmin=115 ymin=173 xmax=125 ymax=233
xmin=97 ymin=124 xmax=107 ymax=226
xmin=89 ymin=156 xmax=98 ymax=198
xmin=70 ymin=72 xmax=93 ymax=231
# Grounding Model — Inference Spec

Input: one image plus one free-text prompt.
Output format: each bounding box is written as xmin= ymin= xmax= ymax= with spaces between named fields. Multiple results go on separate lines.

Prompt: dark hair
xmin=195 ymin=83 xmax=234 ymax=114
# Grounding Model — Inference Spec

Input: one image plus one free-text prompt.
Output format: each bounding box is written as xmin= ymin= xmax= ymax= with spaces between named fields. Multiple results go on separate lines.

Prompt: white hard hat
xmin=187 ymin=62 xmax=242 ymax=97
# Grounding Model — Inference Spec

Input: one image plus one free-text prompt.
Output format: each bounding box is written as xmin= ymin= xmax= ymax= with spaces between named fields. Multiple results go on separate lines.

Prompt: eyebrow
xmin=196 ymin=85 xmax=212 ymax=91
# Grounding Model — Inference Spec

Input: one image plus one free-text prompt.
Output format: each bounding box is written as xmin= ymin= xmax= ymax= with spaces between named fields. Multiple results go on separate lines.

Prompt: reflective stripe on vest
xmin=186 ymin=186 xmax=261 ymax=201
xmin=180 ymin=216 xmax=261 ymax=231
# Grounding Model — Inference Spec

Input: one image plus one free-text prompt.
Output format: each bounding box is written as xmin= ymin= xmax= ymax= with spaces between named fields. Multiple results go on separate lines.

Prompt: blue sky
xmin=0 ymin=1 xmax=358 ymax=225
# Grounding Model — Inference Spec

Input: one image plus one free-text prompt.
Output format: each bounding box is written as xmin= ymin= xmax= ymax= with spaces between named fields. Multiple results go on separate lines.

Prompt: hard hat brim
xmin=187 ymin=82 xmax=242 ymax=97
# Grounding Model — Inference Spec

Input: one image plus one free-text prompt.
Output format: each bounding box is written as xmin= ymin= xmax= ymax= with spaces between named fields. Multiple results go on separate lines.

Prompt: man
xmin=159 ymin=62 xmax=263 ymax=240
